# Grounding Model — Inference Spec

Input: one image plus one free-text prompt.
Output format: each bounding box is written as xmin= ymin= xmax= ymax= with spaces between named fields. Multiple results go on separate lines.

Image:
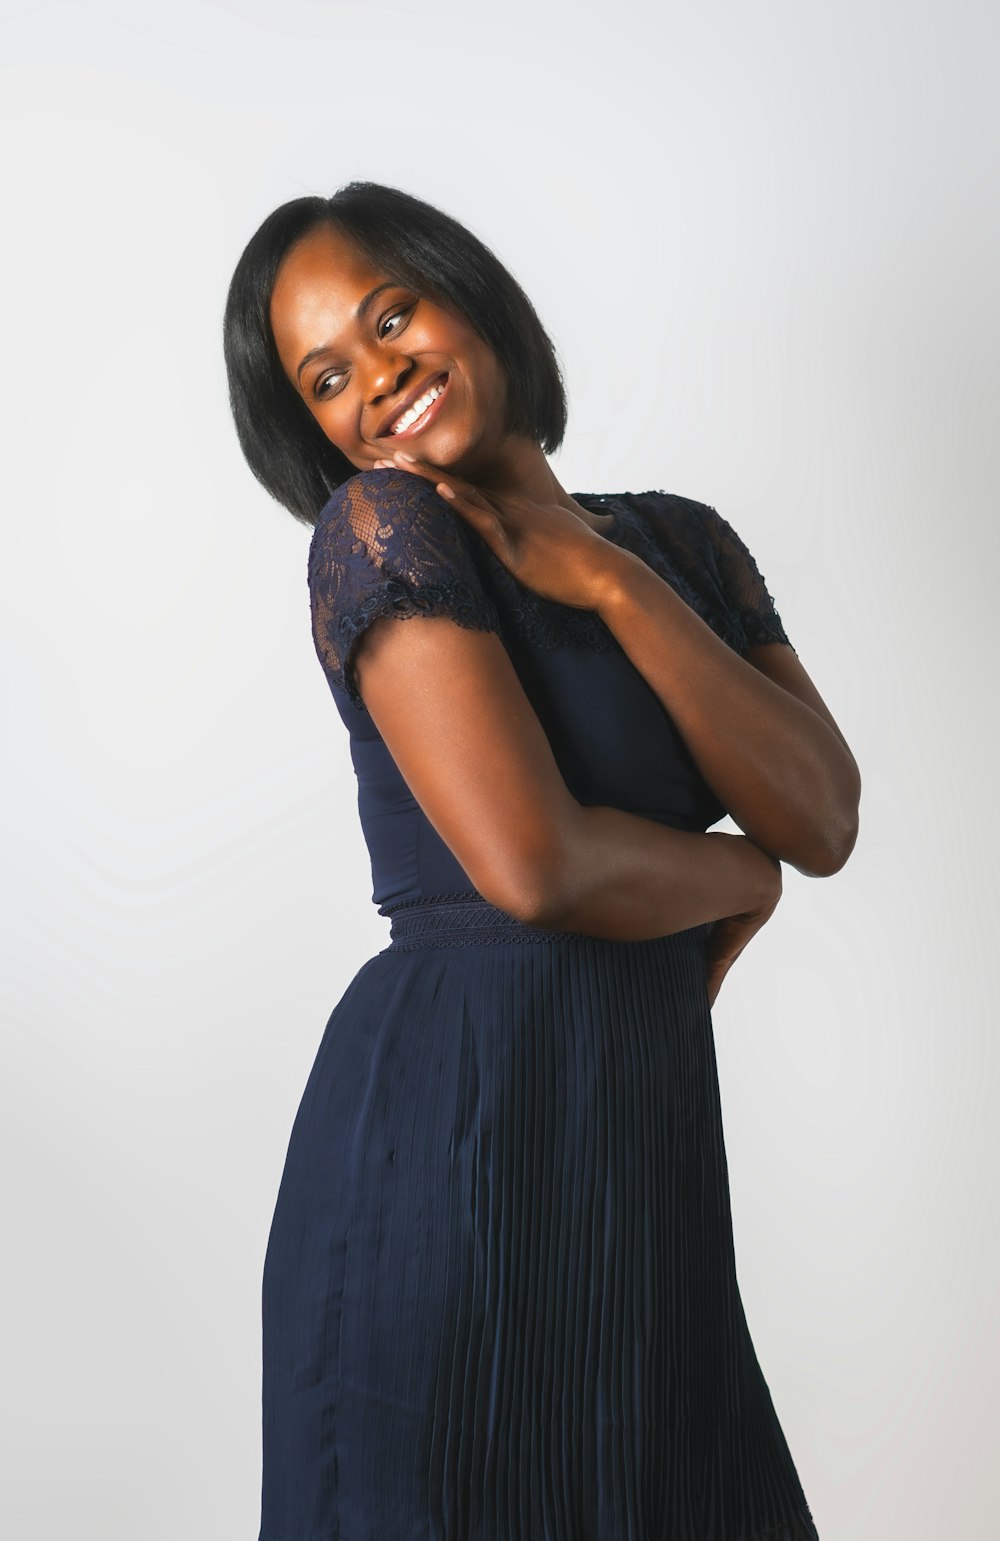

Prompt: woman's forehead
xmin=270 ymin=226 xmax=388 ymax=363
xmin=273 ymin=226 xmax=379 ymax=316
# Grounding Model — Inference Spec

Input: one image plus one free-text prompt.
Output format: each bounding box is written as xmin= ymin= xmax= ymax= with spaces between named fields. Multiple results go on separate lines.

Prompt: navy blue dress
xmin=258 ymin=468 xmax=820 ymax=1541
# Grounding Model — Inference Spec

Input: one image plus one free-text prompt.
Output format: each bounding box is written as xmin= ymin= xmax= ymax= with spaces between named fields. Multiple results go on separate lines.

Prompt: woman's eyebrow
xmin=295 ymin=281 xmax=397 ymax=384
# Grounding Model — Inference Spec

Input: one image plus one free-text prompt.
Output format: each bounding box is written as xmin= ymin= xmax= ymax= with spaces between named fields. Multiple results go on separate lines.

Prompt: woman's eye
xmin=313 ymin=305 xmax=413 ymax=399
xmin=314 ymin=371 xmax=345 ymax=400
xmin=379 ymin=304 xmax=413 ymax=338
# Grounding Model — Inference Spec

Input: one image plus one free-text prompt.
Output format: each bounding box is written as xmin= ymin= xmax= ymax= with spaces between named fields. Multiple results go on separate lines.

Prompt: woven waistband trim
xmin=379 ymin=890 xmax=710 ymax=951
xmin=382 ymin=890 xmax=591 ymax=949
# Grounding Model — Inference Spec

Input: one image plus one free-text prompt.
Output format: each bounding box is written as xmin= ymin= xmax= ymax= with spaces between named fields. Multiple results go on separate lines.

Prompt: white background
xmin=3 ymin=1 xmax=996 ymax=1536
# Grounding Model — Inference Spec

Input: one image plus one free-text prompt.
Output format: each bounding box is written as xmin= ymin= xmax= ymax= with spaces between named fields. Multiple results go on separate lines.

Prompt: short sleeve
xmin=693 ymin=501 xmax=795 ymax=655
xmin=307 ymin=468 xmax=504 ymax=712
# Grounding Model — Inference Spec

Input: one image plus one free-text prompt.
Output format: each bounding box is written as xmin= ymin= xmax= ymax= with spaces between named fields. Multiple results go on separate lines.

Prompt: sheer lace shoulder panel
xmin=307 ymin=468 xmax=503 ymax=712
xmin=629 ymin=491 xmax=796 ymax=656
xmin=693 ymin=499 xmax=793 ymax=650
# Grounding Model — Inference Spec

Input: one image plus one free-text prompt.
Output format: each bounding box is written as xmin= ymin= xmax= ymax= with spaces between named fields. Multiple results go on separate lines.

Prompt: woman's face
xmin=269 ymin=223 xmax=512 ymax=474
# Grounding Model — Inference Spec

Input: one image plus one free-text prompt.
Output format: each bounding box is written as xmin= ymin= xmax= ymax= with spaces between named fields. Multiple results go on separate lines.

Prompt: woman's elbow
xmin=793 ymin=755 xmax=862 ymax=877
xmin=473 ymin=820 xmax=580 ymax=926
xmin=477 ymin=867 xmax=565 ymax=926
xmin=796 ymin=801 xmax=861 ymax=877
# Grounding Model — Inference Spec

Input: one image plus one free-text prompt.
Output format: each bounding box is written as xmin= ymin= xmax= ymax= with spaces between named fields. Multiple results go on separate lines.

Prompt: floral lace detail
xmin=626 ymin=490 xmax=795 ymax=656
xmin=697 ymin=498 xmax=793 ymax=652
xmin=421 ymin=488 xmax=775 ymax=661
xmin=307 ymin=470 xmax=794 ymax=713
xmin=551 ymin=488 xmax=795 ymax=658
xmin=483 ymin=575 xmax=623 ymax=657
xmin=308 ymin=469 xmax=504 ymax=711
xmin=612 ymin=496 xmax=752 ymax=652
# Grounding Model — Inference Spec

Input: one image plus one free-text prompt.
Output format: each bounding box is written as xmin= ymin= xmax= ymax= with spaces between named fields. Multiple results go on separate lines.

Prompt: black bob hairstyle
xmin=223 ymin=181 xmax=568 ymax=529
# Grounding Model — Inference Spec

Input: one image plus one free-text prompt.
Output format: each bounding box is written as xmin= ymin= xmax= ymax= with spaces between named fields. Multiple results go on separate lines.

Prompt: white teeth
xmin=390 ymin=380 xmax=445 ymax=434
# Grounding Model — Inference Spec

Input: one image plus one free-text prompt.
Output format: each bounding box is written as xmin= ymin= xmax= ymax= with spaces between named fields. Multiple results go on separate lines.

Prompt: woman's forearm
xmin=526 ymin=804 xmax=779 ymax=942
xmin=595 ymin=548 xmax=859 ymax=874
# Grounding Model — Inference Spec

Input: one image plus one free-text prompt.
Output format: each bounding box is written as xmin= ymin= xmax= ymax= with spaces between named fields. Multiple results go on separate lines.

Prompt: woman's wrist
xmin=587 ymin=544 xmax=649 ymax=615
xmin=705 ymin=830 xmax=783 ymax=909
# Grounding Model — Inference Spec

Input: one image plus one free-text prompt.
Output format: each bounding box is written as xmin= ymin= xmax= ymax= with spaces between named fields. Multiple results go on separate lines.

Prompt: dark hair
xmin=223 ymin=181 xmax=568 ymax=528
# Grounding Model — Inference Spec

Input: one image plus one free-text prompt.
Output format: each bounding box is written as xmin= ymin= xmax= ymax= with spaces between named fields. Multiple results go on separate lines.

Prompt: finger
xmin=389 ymin=449 xmax=442 ymax=480
xmin=388 ymin=450 xmax=497 ymax=515
xmin=371 ymin=452 xmax=436 ymax=476
xmin=372 ymin=457 xmax=488 ymax=522
xmin=372 ymin=451 xmax=454 ymax=490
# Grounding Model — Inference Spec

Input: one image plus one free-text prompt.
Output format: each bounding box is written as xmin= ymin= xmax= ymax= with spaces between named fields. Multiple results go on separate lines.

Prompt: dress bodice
xmin=307 ymin=469 xmax=793 ymax=914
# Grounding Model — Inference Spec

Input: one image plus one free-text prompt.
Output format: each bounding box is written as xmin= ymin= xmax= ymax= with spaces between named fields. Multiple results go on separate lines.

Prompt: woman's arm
xmin=371 ymin=450 xmax=858 ymax=881
xmin=595 ymin=547 xmax=861 ymax=876
xmin=353 ymin=611 xmax=781 ymax=940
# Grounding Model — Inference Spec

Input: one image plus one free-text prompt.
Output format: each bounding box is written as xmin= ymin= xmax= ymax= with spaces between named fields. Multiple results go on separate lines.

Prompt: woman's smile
xmin=379 ymin=371 xmax=450 ymax=440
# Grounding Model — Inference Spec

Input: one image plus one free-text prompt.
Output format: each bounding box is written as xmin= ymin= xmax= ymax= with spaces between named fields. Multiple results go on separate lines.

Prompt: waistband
xmin=380 ymin=891 xmax=582 ymax=950
xmin=379 ymin=890 xmax=711 ymax=951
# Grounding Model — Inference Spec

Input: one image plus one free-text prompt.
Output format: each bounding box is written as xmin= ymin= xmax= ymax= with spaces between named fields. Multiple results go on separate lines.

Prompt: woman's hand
xmin=703 ymin=837 xmax=783 ymax=1008
xmin=372 ymin=448 xmax=621 ymax=612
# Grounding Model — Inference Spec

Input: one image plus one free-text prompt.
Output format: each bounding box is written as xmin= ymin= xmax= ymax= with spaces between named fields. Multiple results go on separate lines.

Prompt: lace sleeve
xmin=307 ymin=467 xmax=503 ymax=712
xmin=694 ymin=502 xmax=795 ymax=654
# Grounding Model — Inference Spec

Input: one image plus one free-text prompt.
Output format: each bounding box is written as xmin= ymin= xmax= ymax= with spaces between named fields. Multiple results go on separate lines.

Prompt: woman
xmin=224 ymin=180 xmax=860 ymax=1541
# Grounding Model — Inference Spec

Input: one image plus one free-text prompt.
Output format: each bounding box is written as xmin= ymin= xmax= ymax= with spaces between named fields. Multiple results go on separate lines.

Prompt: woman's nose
xmin=364 ymin=351 xmax=413 ymax=403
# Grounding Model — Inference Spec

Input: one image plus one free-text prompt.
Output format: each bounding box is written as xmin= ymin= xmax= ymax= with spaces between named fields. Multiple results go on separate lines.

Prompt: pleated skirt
xmin=258 ymin=893 xmax=819 ymax=1541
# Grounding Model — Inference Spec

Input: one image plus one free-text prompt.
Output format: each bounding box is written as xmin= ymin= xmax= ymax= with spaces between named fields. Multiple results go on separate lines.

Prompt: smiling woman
xmin=223 ymin=180 xmax=568 ymax=530
xmin=268 ymin=220 xmax=514 ymax=480
xmin=224 ymin=180 xmax=848 ymax=1541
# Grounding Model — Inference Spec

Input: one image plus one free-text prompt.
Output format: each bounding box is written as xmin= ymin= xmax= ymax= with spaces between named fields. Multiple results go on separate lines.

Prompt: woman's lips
xmin=384 ymin=373 xmax=450 ymax=440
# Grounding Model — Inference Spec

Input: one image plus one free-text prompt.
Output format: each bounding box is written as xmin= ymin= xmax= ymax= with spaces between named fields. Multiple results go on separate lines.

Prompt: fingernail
xmin=393 ymin=450 xmax=416 ymax=462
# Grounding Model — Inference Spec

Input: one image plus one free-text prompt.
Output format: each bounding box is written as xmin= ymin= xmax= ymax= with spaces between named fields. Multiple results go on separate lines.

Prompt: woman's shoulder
xmin=308 ymin=468 xmax=487 ymax=609
xmin=615 ymin=486 xmax=774 ymax=580
xmin=306 ymin=468 xmax=503 ymax=712
xmin=637 ymin=488 xmax=794 ymax=652
xmin=617 ymin=486 xmax=717 ymax=535
xmin=608 ymin=487 xmax=792 ymax=653
xmin=604 ymin=487 xmax=723 ymax=577
xmin=310 ymin=467 xmax=463 ymax=556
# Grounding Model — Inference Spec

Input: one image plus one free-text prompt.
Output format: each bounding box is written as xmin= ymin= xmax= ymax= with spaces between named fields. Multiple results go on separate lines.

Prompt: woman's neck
xmin=455 ymin=434 xmax=609 ymax=530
